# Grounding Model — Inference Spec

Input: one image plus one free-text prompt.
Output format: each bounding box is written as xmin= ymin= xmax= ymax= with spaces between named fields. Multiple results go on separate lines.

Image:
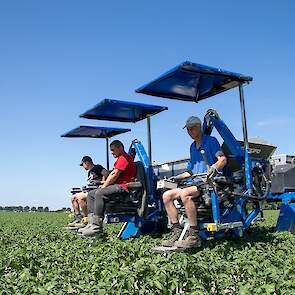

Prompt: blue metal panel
xmin=129 ymin=139 xmax=156 ymax=202
xmin=243 ymin=207 xmax=261 ymax=229
xmin=268 ymin=192 xmax=295 ymax=203
xmin=61 ymin=125 xmax=131 ymax=138
xmin=211 ymin=190 xmax=220 ymax=223
xmin=120 ymin=222 xmax=142 ymax=239
xmin=136 ymin=61 xmax=252 ymax=102
xmin=80 ymin=99 xmax=168 ymax=122
xmin=276 ymin=203 xmax=295 ymax=233
xmin=244 ymin=147 xmax=253 ymax=190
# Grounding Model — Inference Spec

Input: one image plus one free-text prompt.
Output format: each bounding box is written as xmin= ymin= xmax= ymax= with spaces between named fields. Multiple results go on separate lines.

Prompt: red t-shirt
xmin=114 ymin=152 xmax=136 ymax=191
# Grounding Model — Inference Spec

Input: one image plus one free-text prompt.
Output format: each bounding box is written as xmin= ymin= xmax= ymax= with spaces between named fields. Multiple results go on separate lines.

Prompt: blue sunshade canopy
xmin=80 ymin=99 xmax=168 ymax=123
xmin=61 ymin=126 xmax=131 ymax=139
xmin=136 ymin=61 xmax=253 ymax=102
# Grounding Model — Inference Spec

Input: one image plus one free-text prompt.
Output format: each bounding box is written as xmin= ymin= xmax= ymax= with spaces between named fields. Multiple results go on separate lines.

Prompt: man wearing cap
xmin=80 ymin=140 xmax=136 ymax=237
xmin=160 ymin=116 xmax=227 ymax=249
xmin=67 ymin=156 xmax=109 ymax=229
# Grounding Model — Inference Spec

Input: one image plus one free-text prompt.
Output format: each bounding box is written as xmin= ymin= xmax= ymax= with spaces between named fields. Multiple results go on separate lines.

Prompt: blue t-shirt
xmin=187 ymin=135 xmax=222 ymax=174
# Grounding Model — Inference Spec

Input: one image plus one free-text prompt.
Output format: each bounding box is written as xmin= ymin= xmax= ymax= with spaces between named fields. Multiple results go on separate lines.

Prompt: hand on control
xmin=206 ymin=165 xmax=219 ymax=180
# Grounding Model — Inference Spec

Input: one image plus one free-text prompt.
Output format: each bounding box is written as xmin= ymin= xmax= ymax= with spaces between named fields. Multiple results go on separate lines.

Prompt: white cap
xmin=183 ymin=116 xmax=202 ymax=129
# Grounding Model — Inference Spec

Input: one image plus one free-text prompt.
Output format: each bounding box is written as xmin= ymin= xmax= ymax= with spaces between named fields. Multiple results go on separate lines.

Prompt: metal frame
xmin=238 ymin=84 xmax=252 ymax=192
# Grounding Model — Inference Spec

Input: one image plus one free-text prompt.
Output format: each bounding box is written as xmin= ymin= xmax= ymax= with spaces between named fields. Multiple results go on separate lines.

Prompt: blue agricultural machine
xmin=62 ymin=61 xmax=295 ymax=248
xmin=135 ymin=61 xmax=295 ymax=245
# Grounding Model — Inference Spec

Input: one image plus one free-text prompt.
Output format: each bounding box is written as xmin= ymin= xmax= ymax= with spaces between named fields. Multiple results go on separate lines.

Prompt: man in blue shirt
xmin=161 ymin=116 xmax=227 ymax=249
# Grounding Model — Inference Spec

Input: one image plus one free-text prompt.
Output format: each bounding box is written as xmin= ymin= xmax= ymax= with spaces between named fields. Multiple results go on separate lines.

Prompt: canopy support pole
xmin=147 ymin=116 xmax=152 ymax=163
xmin=106 ymin=137 xmax=110 ymax=170
xmin=239 ymin=84 xmax=252 ymax=191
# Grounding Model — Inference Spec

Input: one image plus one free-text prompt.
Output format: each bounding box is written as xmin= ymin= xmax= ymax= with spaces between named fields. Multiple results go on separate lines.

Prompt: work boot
xmin=161 ymin=226 xmax=183 ymax=247
xmin=67 ymin=214 xmax=82 ymax=227
xmin=174 ymin=229 xmax=202 ymax=249
xmin=77 ymin=223 xmax=91 ymax=234
xmin=81 ymin=215 xmax=103 ymax=237
xmin=74 ymin=220 xmax=87 ymax=229
xmin=78 ymin=214 xmax=93 ymax=234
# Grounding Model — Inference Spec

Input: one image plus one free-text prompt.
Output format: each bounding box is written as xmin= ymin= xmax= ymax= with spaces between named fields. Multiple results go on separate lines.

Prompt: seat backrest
xmin=135 ymin=161 xmax=149 ymax=218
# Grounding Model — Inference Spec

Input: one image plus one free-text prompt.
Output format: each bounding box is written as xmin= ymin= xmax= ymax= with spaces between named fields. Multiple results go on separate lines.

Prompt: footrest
xmin=201 ymin=221 xmax=243 ymax=232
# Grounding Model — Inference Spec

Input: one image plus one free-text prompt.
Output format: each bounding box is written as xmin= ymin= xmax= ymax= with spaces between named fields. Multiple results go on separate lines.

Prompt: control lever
xmin=200 ymin=150 xmax=217 ymax=205
xmin=201 ymin=149 xmax=220 ymax=181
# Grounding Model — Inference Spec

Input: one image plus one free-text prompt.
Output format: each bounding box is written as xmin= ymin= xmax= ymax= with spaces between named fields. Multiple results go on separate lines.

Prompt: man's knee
xmin=180 ymin=192 xmax=197 ymax=204
xmin=71 ymin=195 xmax=78 ymax=202
xmin=162 ymin=189 xmax=179 ymax=205
xmin=94 ymin=188 xmax=104 ymax=199
xmin=77 ymin=194 xmax=86 ymax=205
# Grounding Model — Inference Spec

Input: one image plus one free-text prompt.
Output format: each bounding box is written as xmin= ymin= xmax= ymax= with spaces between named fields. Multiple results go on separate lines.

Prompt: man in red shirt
xmin=81 ymin=140 xmax=136 ymax=237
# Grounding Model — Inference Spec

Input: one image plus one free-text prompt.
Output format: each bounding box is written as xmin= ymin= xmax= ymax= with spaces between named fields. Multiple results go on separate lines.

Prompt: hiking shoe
xmin=81 ymin=216 xmax=103 ymax=237
xmin=67 ymin=218 xmax=81 ymax=227
xmin=64 ymin=217 xmax=82 ymax=230
xmin=174 ymin=232 xmax=202 ymax=249
xmin=161 ymin=227 xmax=183 ymax=247
xmin=77 ymin=223 xmax=92 ymax=234
xmin=74 ymin=220 xmax=87 ymax=229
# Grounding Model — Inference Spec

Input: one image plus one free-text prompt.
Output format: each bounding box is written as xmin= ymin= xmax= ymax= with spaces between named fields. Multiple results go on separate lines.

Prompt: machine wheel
xmin=251 ymin=165 xmax=270 ymax=200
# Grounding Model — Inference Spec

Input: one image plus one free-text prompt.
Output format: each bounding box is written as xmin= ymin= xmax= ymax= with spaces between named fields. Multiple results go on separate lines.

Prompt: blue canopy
xmin=80 ymin=99 xmax=168 ymax=122
xmin=136 ymin=61 xmax=253 ymax=102
xmin=61 ymin=126 xmax=131 ymax=139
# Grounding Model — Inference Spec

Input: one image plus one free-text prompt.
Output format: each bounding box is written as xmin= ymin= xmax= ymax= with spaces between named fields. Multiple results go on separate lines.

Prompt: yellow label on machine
xmin=206 ymin=223 xmax=217 ymax=232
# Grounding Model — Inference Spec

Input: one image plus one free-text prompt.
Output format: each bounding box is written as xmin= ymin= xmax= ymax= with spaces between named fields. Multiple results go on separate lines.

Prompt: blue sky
xmin=1 ymin=1 xmax=294 ymax=209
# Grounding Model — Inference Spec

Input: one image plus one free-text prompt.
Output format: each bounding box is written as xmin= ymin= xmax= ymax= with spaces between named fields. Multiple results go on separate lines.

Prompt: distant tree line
xmin=0 ymin=206 xmax=49 ymax=212
xmin=0 ymin=206 xmax=71 ymax=212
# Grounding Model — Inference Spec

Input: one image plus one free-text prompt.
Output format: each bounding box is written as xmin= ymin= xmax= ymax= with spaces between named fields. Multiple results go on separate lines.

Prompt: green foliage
xmin=0 ymin=211 xmax=294 ymax=294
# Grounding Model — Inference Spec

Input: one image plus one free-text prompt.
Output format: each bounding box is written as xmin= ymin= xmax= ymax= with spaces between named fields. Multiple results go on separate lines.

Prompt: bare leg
xmin=162 ymin=188 xmax=182 ymax=223
xmin=71 ymin=194 xmax=81 ymax=215
xmin=180 ymin=186 xmax=200 ymax=227
xmin=78 ymin=192 xmax=88 ymax=216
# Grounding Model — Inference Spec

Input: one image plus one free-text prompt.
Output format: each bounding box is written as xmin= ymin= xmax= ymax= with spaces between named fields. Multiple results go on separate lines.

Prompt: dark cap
xmin=80 ymin=156 xmax=93 ymax=166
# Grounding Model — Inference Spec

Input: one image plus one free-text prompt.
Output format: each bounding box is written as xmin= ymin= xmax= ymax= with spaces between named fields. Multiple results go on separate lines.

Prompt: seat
xmin=105 ymin=161 xmax=149 ymax=218
xmin=70 ymin=187 xmax=82 ymax=195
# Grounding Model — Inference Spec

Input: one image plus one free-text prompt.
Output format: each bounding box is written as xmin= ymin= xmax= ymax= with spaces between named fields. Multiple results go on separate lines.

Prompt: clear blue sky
xmin=1 ymin=1 xmax=294 ymax=209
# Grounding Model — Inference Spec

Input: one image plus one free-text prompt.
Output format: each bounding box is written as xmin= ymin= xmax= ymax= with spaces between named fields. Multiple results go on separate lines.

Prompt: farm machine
xmin=62 ymin=61 xmax=295 ymax=249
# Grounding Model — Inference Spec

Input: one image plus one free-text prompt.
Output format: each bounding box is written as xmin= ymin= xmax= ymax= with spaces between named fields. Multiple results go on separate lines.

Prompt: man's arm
xmin=172 ymin=171 xmax=192 ymax=180
xmin=207 ymin=155 xmax=227 ymax=179
xmin=101 ymin=169 xmax=110 ymax=181
xmin=210 ymin=137 xmax=227 ymax=171
xmin=214 ymin=155 xmax=227 ymax=170
xmin=100 ymin=169 xmax=121 ymax=188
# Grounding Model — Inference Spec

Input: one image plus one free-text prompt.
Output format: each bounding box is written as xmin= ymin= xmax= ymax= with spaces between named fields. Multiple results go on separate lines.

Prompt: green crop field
xmin=0 ymin=211 xmax=294 ymax=295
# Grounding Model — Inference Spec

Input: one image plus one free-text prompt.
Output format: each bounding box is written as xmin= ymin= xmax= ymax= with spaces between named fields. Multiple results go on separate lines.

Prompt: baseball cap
xmin=80 ymin=156 xmax=93 ymax=166
xmin=183 ymin=116 xmax=202 ymax=129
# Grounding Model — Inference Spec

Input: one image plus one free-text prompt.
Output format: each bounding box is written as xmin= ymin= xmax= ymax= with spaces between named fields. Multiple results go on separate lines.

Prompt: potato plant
xmin=0 ymin=211 xmax=294 ymax=294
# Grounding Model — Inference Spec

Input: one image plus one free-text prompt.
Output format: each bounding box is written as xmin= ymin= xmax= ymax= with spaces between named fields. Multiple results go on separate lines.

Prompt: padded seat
xmin=105 ymin=161 xmax=149 ymax=217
